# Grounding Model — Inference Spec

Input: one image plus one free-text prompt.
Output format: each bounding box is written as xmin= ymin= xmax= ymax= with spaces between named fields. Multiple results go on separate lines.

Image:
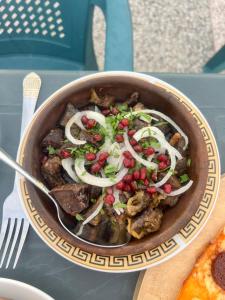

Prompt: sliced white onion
xmin=94 ymin=105 xmax=101 ymax=113
xmin=65 ymin=111 xmax=107 ymax=145
xmin=77 ymin=196 xmax=104 ymax=236
xmin=61 ymin=158 xmax=79 ymax=182
xmin=125 ymin=109 xmax=188 ymax=150
xmin=107 ymin=142 xmax=123 ymax=170
xmin=74 ymin=158 xmax=128 ymax=187
xmin=113 ymin=189 xmax=124 ymax=215
xmin=133 ymin=126 xmax=182 ymax=160
xmin=153 ymin=148 xmax=176 ymax=188
xmin=65 ymin=114 xmax=86 ymax=145
xmin=146 ymin=110 xmax=188 ymax=150
xmin=123 ymin=132 xmax=157 ymax=169
xmin=166 ymin=180 xmax=193 ymax=196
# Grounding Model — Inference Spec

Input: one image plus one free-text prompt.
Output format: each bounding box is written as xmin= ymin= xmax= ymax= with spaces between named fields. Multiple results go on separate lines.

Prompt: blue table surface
xmin=0 ymin=71 xmax=224 ymax=300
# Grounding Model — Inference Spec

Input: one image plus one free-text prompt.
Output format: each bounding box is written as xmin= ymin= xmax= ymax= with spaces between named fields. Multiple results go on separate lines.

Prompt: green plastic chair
xmin=0 ymin=0 xmax=133 ymax=71
xmin=203 ymin=45 xmax=225 ymax=73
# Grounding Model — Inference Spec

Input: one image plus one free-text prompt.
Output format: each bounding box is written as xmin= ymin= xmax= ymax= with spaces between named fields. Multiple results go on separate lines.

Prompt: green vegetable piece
xmin=75 ymin=213 xmax=84 ymax=221
xmin=113 ymin=202 xmax=127 ymax=209
xmin=180 ymin=173 xmax=190 ymax=183
xmin=187 ymin=158 xmax=191 ymax=167
xmin=47 ymin=146 xmax=57 ymax=155
xmin=154 ymin=121 xmax=168 ymax=126
xmin=104 ymin=164 xmax=117 ymax=176
xmin=90 ymin=198 xmax=97 ymax=204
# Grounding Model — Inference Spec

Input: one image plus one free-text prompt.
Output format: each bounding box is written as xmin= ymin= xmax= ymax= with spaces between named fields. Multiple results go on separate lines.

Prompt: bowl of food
xmin=0 ymin=278 xmax=53 ymax=300
xmin=18 ymin=72 xmax=220 ymax=272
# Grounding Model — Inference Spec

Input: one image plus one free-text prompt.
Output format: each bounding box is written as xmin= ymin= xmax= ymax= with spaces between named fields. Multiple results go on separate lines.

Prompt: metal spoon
xmin=0 ymin=147 xmax=130 ymax=248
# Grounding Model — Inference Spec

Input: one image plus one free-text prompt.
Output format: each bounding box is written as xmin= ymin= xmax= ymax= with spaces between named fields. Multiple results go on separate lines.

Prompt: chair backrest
xmin=0 ymin=0 xmax=93 ymax=64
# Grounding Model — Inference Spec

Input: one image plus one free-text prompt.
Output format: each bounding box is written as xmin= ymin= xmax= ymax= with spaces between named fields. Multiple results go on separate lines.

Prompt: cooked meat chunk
xmin=126 ymin=92 xmax=139 ymax=106
xmin=41 ymin=128 xmax=64 ymax=148
xmin=60 ymin=103 xmax=76 ymax=127
xmin=127 ymin=207 xmax=163 ymax=239
xmin=70 ymin=124 xmax=81 ymax=139
xmin=176 ymin=136 xmax=186 ymax=154
xmin=133 ymin=102 xmax=145 ymax=111
xmin=126 ymin=191 xmax=150 ymax=217
xmin=133 ymin=118 xmax=147 ymax=130
xmin=169 ymin=132 xmax=181 ymax=147
xmin=151 ymin=193 xmax=166 ymax=208
xmin=90 ymin=186 xmax=101 ymax=199
xmin=162 ymin=196 xmax=179 ymax=207
xmin=167 ymin=175 xmax=181 ymax=189
xmin=50 ymin=183 xmax=90 ymax=216
xmin=41 ymin=156 xmax=65 ymax=188
xmin=90 ymin=89 xmax=115 ymax=108
xmin=175 ymin=158 xmax=187 ymax=176
xmin=79 ymin=130 xmax=97 ymax=145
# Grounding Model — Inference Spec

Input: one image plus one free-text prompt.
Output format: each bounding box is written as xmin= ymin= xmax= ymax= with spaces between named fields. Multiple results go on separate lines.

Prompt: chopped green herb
xmin=149 ymin=140 xmax=160 ymax=149
xmin=187 ymin=158 xmax=191 ymax=167
xmin=113 ymin=202 xmax=127 ymax=209
xmin=180 ymin=173 xmax=190 ymax=183
xmin=117 ymin=103 xmax=128 ymax=112
xmin=47 ymin=146 xmax=57 ymax=155
xmin=100 ymin=208 xmax=105 ymax=215
xmin=63 ymin=139 xmax=69 ymax=143
xmin=91 ymin=198 xmax=96 ymax=204
xmin=68 ymin=143 xmax=97 ymax=158
xmin=75 ymin=213 xmax=84 ymax=221
xmin=154 ymin=121 xmax=168 ymax=127
xmin=104 ymin=164 xmax=117 ymax=176
xmin=138 ymin=112 xmax=151 ymax=123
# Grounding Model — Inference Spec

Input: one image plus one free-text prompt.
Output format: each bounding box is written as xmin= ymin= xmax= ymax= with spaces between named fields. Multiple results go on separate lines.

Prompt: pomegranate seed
xmin=102 ymin=109 xmax=111 ymax=116
xmin=123 ymin=151 xmax=133 ymax=159
xmin=85 ymin=152 xmax=96 ymax=161
xmin=81 ymin=115 xmax=89 ymax=125
xmin=60 ymin=150 xmax=71 ymax=158
xmin=124 ymin=184 xmax=131 ymax=192
xmin=144 ymin=178 xmax=149 ymax=186
xmin=159 ymin=161 xmax=167 ymax=170
xmin=111 ymin=107 xmax=119 ymax=115
xmin=94 ymin=134 xmax=102 ymax=142
xmin=140 ymin=167 xmax=147 ymax=180
xmin=99 ymin=152 xmax=109 ymax=162
xmin=123 ymin=174 xmax=133 ymax=183
xmin=121 ymin=118 xmax=129 ymax=127
xmin=118 ymin=122 xmax=124 ymax=130
xmin=106 ymin=187 xmax=113 ymax=194
xmin=116 ymin=181 xmax=125 ymax=190
xmin=130 ymin=181 xmax=138 ymax=191
xmin=91 ymin=162 xmax=101 ymax=173
xmin=157 ymin=154 xmax=168 ymax=162
xmin=123 ymin=158 xmax=130 ymax=168
xmin=115 ymin=134 xmax=124 ymax=143
xmin=144 ymin=147 xmax=155 ymax=156
xmin=129 ymin=158 xmax=135 ymax=168
xmin=134 ymin=144 xmax=143 ymax=153
xmin=130 ymin=138 xmax=138 ymax=146
xmin=147 ymin=186 xmax=157 ymax=194
xmin=87 ymin=119 xmax=96 ymax=129
xmin=163 ymin=183 xmax=172 ymax=194
xmin=133 ymin=170 xmax=140 ymax=180
xmin=104 ymin=194 xmax=115 ymax=205
xmin=98 ymin=160 xmax=106 ymax=167
xmin=151 ymin=172 xmax=157 ymax=182
xmin=128 ymin=129 xmax=136 ymax=137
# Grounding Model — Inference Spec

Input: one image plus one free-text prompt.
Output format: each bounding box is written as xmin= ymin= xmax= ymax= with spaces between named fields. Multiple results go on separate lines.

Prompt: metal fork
xmin=0 ymin=72 xmax=41 ymax=268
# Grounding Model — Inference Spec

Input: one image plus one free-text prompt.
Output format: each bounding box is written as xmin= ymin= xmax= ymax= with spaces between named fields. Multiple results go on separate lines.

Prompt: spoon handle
xmin=0 ymin=147 xmax=50 ymax=196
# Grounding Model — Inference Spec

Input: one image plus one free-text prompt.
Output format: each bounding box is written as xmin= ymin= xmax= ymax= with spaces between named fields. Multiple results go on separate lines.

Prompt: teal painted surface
xmin=0 ymin=0 xmax=133 ymax=70
xmin=203 ymin=45 xmax=225 ymax=73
